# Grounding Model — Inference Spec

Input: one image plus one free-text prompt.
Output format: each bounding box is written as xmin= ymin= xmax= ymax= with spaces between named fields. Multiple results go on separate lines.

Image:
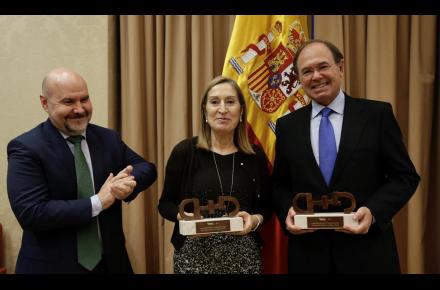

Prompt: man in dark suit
xmin=272 ymin=39 xmax=420 ymax=273
xmin=7 ymin=67 xmax=157 ymax=273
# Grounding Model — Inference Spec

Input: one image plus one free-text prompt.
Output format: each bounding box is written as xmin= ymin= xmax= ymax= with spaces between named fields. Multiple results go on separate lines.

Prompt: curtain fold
xmin=425 ymin=16 xmax=440 ymax=274
xmin=406 ymin=15 xmax=437 ymax=273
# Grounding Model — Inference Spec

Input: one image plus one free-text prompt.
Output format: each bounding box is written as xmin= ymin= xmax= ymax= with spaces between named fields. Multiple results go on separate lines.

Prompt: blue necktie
xmin=319 ymin=108 xmax=337 ymax=185
xmin=68 ymin=135 xmax=102 ymax=271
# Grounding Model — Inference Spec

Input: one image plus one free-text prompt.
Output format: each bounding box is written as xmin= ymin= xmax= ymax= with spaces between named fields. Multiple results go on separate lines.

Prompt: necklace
xmin=212 ymin=151 xmax=235 ymax=216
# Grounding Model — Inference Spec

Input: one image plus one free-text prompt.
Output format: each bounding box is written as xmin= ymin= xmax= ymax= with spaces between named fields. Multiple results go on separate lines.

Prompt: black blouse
xmin=158 ymin=137 xmax=272 ymax=250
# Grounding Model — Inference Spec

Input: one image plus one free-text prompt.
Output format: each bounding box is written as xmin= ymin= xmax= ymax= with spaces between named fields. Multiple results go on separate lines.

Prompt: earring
xmin=205 ymin=118 xmax=208 ymax=123
xmin=240 ymin=115 xmax=243 ymax=122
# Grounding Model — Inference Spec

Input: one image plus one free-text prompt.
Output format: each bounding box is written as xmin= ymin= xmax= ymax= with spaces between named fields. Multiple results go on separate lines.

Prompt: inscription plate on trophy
xmin=292 ymin=192 xmax=359 ymax=229
xmin=178 ymin=196 xmax=243 ymax=235
xmin=307 ymin=215 xmax=343 ymax=228
xmin=195 ymin=219 xmax=231 ymax=233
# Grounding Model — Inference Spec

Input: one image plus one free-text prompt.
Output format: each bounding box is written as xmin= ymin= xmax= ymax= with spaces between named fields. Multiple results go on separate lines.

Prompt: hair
xmin=197 ymin=76 xmax=255 ymax=154
xmin=293 ymin=39 xmax=344 ymax=75
xmin=41 ymin=72 xmax=57 ymax=98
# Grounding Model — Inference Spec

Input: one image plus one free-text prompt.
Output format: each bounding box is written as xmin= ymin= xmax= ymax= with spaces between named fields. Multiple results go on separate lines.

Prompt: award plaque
xmin=178 ymin=196 xmax=244 ymax=236
xmin=292 ymin=192 xmax=359 ymax=229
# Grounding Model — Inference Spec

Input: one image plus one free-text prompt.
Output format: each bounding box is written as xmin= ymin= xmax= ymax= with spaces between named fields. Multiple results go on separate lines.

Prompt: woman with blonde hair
xmin=158 ymin=76 xmax=271 ymax=273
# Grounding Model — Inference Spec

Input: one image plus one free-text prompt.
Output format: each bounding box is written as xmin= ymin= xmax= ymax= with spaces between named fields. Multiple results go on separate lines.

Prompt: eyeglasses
xmin=299 ymin=62 xmax=338 ymax=81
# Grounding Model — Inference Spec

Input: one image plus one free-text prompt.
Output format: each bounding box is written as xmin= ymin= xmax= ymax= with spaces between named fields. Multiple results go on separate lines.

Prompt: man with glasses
xmin=272 ymin=39 xmax=420 ymax=273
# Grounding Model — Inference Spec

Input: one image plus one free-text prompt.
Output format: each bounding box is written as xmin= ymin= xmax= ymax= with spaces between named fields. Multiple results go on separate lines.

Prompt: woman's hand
xmin=230 ymin=211 xmax=262 ymax=235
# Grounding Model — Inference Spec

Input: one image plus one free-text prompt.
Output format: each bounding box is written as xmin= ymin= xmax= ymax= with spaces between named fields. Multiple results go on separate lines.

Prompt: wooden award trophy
xmin=293 ymin=192 xmax=359 ymax=229
xmin=178 ymin=196 xmax=244 ymax=236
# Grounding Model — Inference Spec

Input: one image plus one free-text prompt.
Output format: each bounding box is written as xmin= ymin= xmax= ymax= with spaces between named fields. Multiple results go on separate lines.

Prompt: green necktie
xmin=68 ymin=135 xmax=102 ymax=271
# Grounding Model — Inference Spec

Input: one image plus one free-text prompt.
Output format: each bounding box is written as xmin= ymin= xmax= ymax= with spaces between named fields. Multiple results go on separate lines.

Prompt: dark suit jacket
xmin=272 ymin=94 xmax=420 ymax=273
xmin=7 ymin=119 xmax=157 ymax=273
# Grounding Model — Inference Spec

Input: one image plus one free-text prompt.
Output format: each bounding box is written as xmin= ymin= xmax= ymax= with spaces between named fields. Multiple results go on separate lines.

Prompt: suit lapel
xmin=42 ymin=119 xmax=76 ymax=178
xmin=297 ymin=105 xmax=326 ymax=185
xmin=331 ymin=95 xmax=368 ymax=186
xmin=86 ymin=126 xmax=106 ymax=189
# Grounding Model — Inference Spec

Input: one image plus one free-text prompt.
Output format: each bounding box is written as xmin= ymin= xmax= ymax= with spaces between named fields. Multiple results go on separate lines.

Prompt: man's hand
xmin=285 ymin=207 xmax=316 ymax=235
xmin=336 ymin=206 xmax=373 ymax=234
xmin=110 ymin=165 xmax=137 ymax=200
xmin=97 ymin=173 xmax=116 ymax=210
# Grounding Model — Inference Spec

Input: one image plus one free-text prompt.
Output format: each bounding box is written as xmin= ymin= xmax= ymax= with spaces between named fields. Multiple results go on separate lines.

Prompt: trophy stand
xmin=293 ymin=192 xmax=359 ymax=229
xmin=178 ymin=196 xmax=244 ymax=236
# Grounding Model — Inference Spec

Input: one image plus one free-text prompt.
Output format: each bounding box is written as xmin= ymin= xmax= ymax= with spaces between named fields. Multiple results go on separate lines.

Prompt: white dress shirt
xmin=310 ymin=89 xmax=345 ymax=166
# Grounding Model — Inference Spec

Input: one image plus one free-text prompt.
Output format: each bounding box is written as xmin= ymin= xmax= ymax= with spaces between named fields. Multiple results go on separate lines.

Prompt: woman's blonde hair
xmin=197 ymin=76 xmax=255 ymax=154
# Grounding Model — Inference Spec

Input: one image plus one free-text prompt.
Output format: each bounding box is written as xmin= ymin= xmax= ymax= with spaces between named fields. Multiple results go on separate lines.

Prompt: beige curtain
xmin=118 ymin=15 xmax=235 ymax=273
xmin=315 ymin=15 xmax=438 ymax=274
xmin=425 ymin=20 xmax=440 ymax=273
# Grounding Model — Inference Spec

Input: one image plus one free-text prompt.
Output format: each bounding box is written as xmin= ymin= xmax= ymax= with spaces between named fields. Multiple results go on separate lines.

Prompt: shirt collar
xmin=311 ymin=89 xmax=345 ymax=119
xmin=60 ymin=130 xmax=87 ymax=141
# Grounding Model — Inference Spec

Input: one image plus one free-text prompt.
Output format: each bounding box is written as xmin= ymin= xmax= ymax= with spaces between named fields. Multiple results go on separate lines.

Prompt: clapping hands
xmin=109 ymin=165 xmax=137 ymax=200
xmin=98 ymin=165 xmax=137 ymax=210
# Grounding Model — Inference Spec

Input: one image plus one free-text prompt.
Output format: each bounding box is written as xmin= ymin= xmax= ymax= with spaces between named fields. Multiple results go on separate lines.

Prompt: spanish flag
xmin=222 ymin=15 xmax=310 ymax=273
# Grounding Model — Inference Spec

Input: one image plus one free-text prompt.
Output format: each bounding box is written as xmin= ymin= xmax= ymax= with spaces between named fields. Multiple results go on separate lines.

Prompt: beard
xmin=64 ymin=113 xmax=91 ymax=135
